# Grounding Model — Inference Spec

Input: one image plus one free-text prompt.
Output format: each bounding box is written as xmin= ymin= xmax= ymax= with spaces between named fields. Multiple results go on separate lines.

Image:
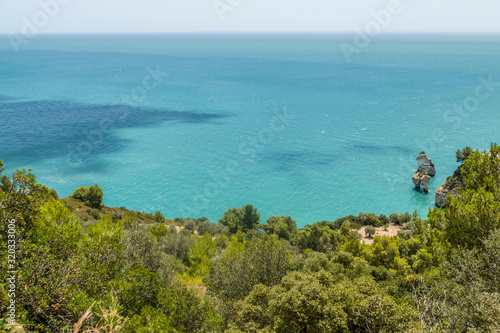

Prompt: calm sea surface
xmin=1 ymin=34 xmax=499 ymax=227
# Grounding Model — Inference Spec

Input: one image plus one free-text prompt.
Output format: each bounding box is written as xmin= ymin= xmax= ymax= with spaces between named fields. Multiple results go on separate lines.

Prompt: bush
xmin=389 ymin=213 xmax=399 ymax=224
xmin=148 ymin=223 xmax=169 ymax=241
xmin=358 ymin=212 xmax=382 ymax=227
xmin=90 ymin=209 xmax=100 ymax=220
xmin=184 ymin=219 xmax=196 ymax=232
xmin=378 ymin=214 xmax=389 ymax=225
xmin=196 ymin=221 xmax=212 ymax=234
xmin=397 ymin=229 xmax=413 ymax=240
xmin=154 ymin=210 xmax=165 ymax=223
xmin=70 ymin=184 xmax=103 ymax=209
xmin=122 ymin=230 xmax=162 ymax=272
xmin=389 ymin=212 xmax=411 ymax=225
xmin=263 ymin=215 xmax=297 ymax=240
xmin=159 ymin=232 xmax=196 ymax=265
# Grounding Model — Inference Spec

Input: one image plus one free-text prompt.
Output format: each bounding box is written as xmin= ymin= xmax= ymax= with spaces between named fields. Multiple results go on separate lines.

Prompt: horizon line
xmin=2 ymin=31 xmax=500 ymax=36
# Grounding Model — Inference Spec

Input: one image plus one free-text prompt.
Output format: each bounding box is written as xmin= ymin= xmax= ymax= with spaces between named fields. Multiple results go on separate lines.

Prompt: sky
xmin=0 ymin=0 xmax=500 ymax=34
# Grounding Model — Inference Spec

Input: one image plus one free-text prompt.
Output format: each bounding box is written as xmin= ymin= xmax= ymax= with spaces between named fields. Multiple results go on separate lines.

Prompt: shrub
xmin=148 ymin=224 xmax=169 ymax=241
xmin=397 ymin=229 xmax=413 ymax=240
xmin=378 ymin=214 xmax=389 ymax=225
xmin=184 ymin=219 xmax=196 ymax=232
xmin=168 ymin=225 xmax=177 ymax=234
xmin=154 ymin=210 xmax=165 ymax=223
xmin=159 ymin=232 xmax=196 ymax=265
xmin=90 ymin=209 xmax=100 ymax=220
xmin=70 ymin=184 xmax=103 ymax=209
xmin=389 ymin=212 xmax=411 ymax=225
xmin=358 ymin=212 xmax=382 ymax=227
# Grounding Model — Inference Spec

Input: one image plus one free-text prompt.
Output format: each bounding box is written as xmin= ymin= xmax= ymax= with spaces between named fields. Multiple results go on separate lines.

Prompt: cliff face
xmin=435 ymin=167 xmax=464 ymax=207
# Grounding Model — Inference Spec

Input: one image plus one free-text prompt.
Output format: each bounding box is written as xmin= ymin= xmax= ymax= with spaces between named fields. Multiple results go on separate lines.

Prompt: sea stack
xmin=412 ymin=151 xmax=435 ymax=193
xmin=416 ymin=151 xmax=436 ymax=176
xmin=412 ymin=171 xmax=431 ymax=193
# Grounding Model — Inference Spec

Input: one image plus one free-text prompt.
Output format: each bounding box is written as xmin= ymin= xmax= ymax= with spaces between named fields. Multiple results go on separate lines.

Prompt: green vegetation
xmin=455 ymin=146 xmax=473 ymax=163
xmin=70 ymin=184 xmax=104 ymax=209
xmin=365 ymin=225 xmax=376 ymax=237
xmin=219 ymin=204 xmax=260 ymax=233
xmin=1 ymin=143 xmax=500 ymax=332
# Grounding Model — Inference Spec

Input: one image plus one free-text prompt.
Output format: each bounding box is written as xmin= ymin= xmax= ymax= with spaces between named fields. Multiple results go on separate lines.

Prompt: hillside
xmin=1 ymin=143 xmax=499 ymax=332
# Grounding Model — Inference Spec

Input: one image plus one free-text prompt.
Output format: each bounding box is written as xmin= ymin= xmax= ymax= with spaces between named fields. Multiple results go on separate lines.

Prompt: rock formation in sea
xmin=435 ymin=167 xmax=464 ymax=207
xmin=412 ymin=151 xmax=435 ymax=194
xmin=412 ymin=171 xmax=431 ymax=193
xmin=416 ymin=151 xmax=436 ymax=176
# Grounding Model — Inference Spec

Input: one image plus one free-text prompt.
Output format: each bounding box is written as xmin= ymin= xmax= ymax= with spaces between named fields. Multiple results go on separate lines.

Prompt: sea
xmin=1 ymin=33 xmax=499 ymax=228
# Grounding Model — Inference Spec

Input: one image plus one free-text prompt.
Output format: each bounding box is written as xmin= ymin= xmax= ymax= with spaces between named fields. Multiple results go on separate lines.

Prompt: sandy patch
xmin=359 ymin=223 xmax=404 ymax=244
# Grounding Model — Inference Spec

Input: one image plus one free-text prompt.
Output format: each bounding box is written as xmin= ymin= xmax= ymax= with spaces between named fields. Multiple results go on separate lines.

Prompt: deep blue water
xmin=1 ymin=34 xmax=499 ymax=227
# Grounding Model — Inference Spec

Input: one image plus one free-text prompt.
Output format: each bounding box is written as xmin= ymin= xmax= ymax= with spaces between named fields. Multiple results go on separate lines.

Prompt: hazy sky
xmin=1 ymin=0 xmax=499 ymax=34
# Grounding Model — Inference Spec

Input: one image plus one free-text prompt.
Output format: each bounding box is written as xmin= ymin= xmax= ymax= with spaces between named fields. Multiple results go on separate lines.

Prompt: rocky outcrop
xmin=412 ymin=172 xmax=431 ymax=193
xmin=416 ymin=151 xmax=436 ymax=176
xmin=435 ymin=167 xmax=464 ymax=207
xmin=412 ymin=152 xmax=436 ymax=194
xmin=435 ymin=184 xmax=455 ymax=207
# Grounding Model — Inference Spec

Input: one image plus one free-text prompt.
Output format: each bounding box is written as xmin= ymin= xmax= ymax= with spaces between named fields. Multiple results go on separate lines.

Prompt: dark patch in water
xmin=0 ymin=94 xmax=21 ymax=102
xmin=0 ymin=97 xmax=227 ymax=169
xmin=350 ymin=142 xmax=413 ymax=155
xmin=263 ymin=150 xmax=336 ymax=172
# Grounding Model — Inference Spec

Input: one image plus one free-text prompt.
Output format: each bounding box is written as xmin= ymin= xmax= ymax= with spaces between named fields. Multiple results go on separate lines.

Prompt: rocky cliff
xmin=435 ymin=167 xmax=464 ymax=207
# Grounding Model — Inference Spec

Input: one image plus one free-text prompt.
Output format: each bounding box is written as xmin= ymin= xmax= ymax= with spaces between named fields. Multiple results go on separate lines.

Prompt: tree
xmin=219 ymin=204 xmax=260 ymax=233
xmin=455 ymin=146 xmax=473 ymax=163
xmin=228 ymin=270 xmax=417 ymax=333
xmin=122 ymin=230 xmax=162 ymax=272
xmin=429 ymin=143 xmax=500 ymax=250
xmin=263 ymin=215 xmax=297 ymax=240
xmin=365 ymin=225 xmax=376 ymax=238
xmin=358 ymin=212 xmax=382 ymax=227
xmin=70 ymin=184 xmax=103 ymax=209
xmin=153 ymin=210 xmax=165 ymax=223
xmin=0 ymin=159 xmax=51 ymax=237
xmin=207 ymin=234 xmax=292 ymax=323
xmin=187 ymin=233 xmax=217 ymax=277
xmin=363 ymin=236 xmax=410 ymax=273
xmin=148 ymin=223 xmax=169 ymax=241
xmin=295 ymin=223 xmax=338 ymax=252
xmin=439 ymin=229 xmax=500 ymax=331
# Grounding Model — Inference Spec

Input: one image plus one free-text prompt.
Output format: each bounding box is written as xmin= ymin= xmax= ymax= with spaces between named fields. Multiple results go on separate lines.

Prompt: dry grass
xmin=5 ymin=323 xmax=25 ymax=333
xmin=359 ymin=223 xmax=404 ymax=244
xmin=73 ymin=296 xmax=126 ymax=333
xmin=73 ymin=303 xmax=95 ymax=333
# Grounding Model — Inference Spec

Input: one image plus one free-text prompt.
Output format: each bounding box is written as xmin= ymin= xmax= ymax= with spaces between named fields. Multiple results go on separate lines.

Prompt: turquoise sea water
xmin=1 ymin=34 xmax=499 ymax=227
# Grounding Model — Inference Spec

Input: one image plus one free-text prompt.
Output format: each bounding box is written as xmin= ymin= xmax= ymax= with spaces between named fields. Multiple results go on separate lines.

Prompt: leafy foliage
xmin=219 ymin=204 xmax=260 ymax=233
xmin=262 ymin=215 xmax=297 ymax=240
xmin=70 ymin=184 xmax=104 ymax=209
xmin=455 ymin=146 xmax=473 ymax=163
xmin=2 ymin=143 xmax=500 ymax=332
xmin=207 ymin=234 xmax=292 ymax=323
xmin=365 ymin=225 xmax=376 ymax=237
